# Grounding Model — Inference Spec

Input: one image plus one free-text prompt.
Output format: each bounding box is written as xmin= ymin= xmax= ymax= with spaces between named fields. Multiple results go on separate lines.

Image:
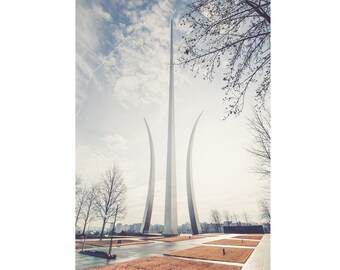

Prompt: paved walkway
xmin=76 ymin=235 xmax=224 ymax=270
xmin=242 ymin=234 xmax=270 ymax=270
xmin=76 ymin=234 xmax=270 ymax=270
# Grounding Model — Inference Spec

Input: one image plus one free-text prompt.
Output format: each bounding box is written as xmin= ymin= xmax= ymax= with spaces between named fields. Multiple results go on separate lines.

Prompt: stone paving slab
xmin=241 ymin=234 xmax=270 ymax=270
xmin=76 ymin=234 xmax=270 ymax=270
xmin=76 ymin=240 xmax=151 ymax=247
xmin=76 ymin=235 xmax=223 ymax=270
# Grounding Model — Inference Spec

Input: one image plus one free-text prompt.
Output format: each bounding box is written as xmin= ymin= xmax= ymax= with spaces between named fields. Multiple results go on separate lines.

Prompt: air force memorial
xmin=140 ymin=20 xmax=202 ymax=236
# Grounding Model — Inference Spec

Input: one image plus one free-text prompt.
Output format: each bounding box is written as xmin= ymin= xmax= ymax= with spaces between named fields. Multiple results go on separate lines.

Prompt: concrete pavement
xmin=76 ymin=234 xmax=270 ymax=270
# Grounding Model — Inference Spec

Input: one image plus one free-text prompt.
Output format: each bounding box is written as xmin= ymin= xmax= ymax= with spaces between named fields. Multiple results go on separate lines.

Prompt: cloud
xmin=77 ymin=133 xmax=146 ymax=184
xmin=103 ymin=134 xmax=129 ymax=150
xmin=76 ymin=0 xmax=185 ymax=113
xmin=92 ymin=3 xmax=112 ymax=21
xmin=76 ymin=1 xmax=115 ymax=115
xmin=76 ymin=0 xmax=264 ymax=225
xmin=76 ymin=143 xmax=114 ymax=183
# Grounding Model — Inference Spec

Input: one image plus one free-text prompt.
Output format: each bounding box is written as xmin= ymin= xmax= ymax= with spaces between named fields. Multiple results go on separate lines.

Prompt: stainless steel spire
xmin=186 ymin=112 xmax=203 ymax=235
xmin=140 ymin=119 xmax=155 ymax=233
xmin=163 ymin=19 xmax=178 ymax=236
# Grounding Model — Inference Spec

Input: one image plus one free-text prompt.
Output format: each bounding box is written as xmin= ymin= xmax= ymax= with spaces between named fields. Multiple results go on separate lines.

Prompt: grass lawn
xmin=205 ymin=238 xmax=259 ymax=247
xmin=232 ymin=235 xmax=263 ymax=240
xmin=89 ymin=256 xmax=241 ymax=270
xmin=165 ymin=245 xmax=254 ymax=264
xmin=75 ymin=243 xmax=95 ymax=249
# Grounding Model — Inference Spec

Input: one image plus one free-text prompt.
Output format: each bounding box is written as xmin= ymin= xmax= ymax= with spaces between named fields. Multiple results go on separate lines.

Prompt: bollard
xmin=222 ymin=248 xmax=226 ymax=255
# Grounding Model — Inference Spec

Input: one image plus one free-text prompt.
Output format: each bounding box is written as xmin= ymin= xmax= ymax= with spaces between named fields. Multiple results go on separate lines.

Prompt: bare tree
xmin=243 ymin=210 xmax=249 ymax=225
xmin=75 ymin=176 xmax=87 ymax=227
xmin=244 ymin=108 xmax=271 ymax=221
xmin=260 ymin=199 xmax=270 ymax=223
xmin=110 ymin=204 xmax=127 ymax=235
xmin=245 ymin=108 xmax=271 ymax=182
xmin=210 ymin=209 xmax=222 ymax=233
xmin=201 ymin=222 xmax=211 ymax=233
xmin=223 ymin=210 xmax=231 ymax=226
xmin=81 ymin=184 xmax=97 ymax=235
xmin=95 ymin=163 xmax=127 ymax=240
xmin=179 ymin=0 xmax=270 ymax=117
xmin=76 ymin=175 xmax=82 ymax=196
xmin=233 ymin=213 xmax=240 ymax=226
xmin=108 ymin=204 xmax=126 ymax=255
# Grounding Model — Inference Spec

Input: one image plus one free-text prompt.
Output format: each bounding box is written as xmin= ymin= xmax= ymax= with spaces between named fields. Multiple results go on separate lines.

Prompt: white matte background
xmin=0 ymin=1 xmax=339 ymax=269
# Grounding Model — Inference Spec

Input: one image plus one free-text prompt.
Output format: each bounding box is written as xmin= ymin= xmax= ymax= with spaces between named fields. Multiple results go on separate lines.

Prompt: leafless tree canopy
xmin=223 ymin=210 xmax=231 ymax=222
xmin=95 ymin=163 xmax=127 ymax=239
xmin=233 ymin=213 xmax=240 ymax=226
xmin=245 ymin=108 xmax=270 ymax=186
xmin=81 ymin=184 xmax=98 ymax=234
xmin=243 ymin=210 xmax=249 ymax=225
xmin=75 ymin=176 xmax=87 ymax=227
xmin=76 ymin=175 xmax=82 ymax=196
xmin=210 ymin=209 xmax=222 ymax=232
xmin=260 ymin=199 xmax=270 ymax=223
xmin=245 ymin=108 xmax=270 ymax=222
xmin=180 ymin=0 xmax=270 ymax=117
xmin=201 ymin=223 xmax=212 ymax=233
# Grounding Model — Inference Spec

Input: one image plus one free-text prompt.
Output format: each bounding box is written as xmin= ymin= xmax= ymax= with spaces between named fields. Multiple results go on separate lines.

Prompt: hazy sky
xmin=76 ymin=0 xmax=265 ymax=227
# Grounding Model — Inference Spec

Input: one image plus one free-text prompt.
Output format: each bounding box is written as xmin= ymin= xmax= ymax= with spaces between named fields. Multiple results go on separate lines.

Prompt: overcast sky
xmin=76 ymin=0 xmax=265 ymax=227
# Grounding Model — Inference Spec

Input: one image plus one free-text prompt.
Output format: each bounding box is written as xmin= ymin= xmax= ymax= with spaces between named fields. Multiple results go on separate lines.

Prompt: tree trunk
xmin=82 ymin=217 xmax=88 ymax=235
xmin=108 ymin=205 xmax=120 ymax=255
xmin=111 ymin=205 xmax=119 ymax=235
xmin=75 ymin=209 xmax=81 ymax=226
xmin=100 ymin=218 xmax=107 ymax=240
xmin=82 ymin=203 xmax=92 ymax=235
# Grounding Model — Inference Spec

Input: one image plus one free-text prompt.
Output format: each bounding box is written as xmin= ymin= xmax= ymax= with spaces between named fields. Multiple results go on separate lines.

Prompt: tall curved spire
xmin=187 ymin=112 xmax=203 ymax=235
xmin=140 ymin=118 xmax=155 ymax=233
